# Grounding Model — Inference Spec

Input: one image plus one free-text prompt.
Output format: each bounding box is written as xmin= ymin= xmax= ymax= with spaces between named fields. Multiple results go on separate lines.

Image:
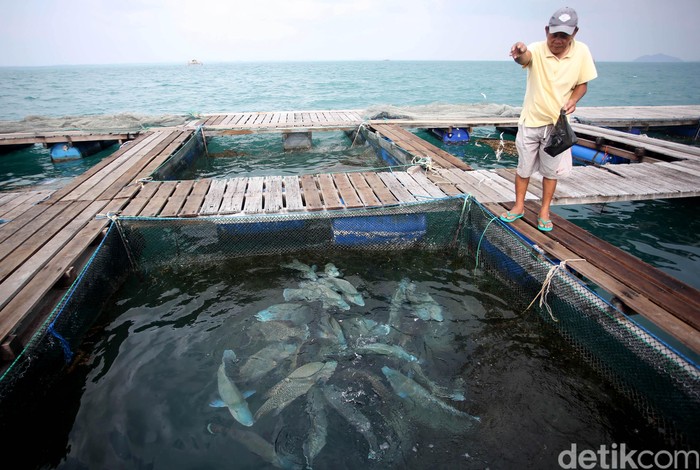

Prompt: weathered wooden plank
xmin=219 ymin=178 xmax=247 ymax=214
xmin=393 ymin=171 xmax=433 ymax=200
xmin=0 ymin=201 xmax=53 ymax=245
xmin=121 ymin=181 xmax=162 ymax=217
xmin=361 ymin=172 xmax=399 ymax=205
xmin=61 ymin=132 xmax=164 ymax=201
xmin=377 ymin=172 xmax=416 ymax=203
xmin=265 ymin=176 xmax=284 ymax=213
xmin=424 ymin=172 xmax=462 ymax=197
xmin=300 ymin=174 xmax=323 ymax=211
xmin=243 ymin=176 xmax=264 ymax=214
xmin=160 ymin=181 xmax=195 ymax=217
xmin=0 ymin=191 xmax=52 ymax=221
xmin=0 ymin=201 xmax=80 ymax=274
xmin=141 ymin=181 xmax=178 ymax=217
xmin=0 ymin=198 xmax=121 ymax=349
xmin=446 ymin=170 xmax=504 ymax=202
xmin=179 ymin=180 xmax=211 ymax=216
xmin=347 ymin=173 xmax=381 ymax=207
xmin=0 ymin=199 xmax=105 ymax=313
xmin=405 ymin=169 xmax=449 ymax=199
xmin=317 ymin=174 xmax=343 ymax=210
xmin=283 ymin=176 xmax=304 ymax=212
xmin=46 ymin=132 xmax=157 ymax=203
xmin=332 ymin=173 xmax=364 ymax=208
xmin=200 ymin=179 xmax=228 ymax=215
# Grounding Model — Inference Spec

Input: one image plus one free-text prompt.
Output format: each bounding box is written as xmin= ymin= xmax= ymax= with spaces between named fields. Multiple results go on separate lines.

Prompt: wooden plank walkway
xmin=0 ymin=130 xmax=139 ymax=147
xmin=482 ymin=200 xmax=700 ymax=355
xmin=1 ymin=108 xmax=699 ymax=371
xmin=196 ymin=105 xmax=700 ymax=135
xmin=0 ymin=129 xmax=193 ymax=361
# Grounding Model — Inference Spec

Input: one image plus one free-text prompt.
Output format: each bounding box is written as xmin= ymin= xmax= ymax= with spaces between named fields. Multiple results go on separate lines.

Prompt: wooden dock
xmin=1 ymin=107 xmax=699 ymax=370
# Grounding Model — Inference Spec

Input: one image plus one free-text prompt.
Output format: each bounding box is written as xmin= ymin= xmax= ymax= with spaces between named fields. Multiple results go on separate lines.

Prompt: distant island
xmin=633 ymin=53 xmax=682 ymax=63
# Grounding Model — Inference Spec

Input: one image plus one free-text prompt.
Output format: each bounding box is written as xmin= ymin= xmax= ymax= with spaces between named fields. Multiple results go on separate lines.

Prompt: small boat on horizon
xmin=188 ymin=59 xmax=203 ymax=66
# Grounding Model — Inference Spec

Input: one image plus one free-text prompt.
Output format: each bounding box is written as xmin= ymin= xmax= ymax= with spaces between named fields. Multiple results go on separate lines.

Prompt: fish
xmin=321 ymin=384 xmax=380 ymax=460
xmin=381 ymin=366 xmax=479 ymax=423
xmin=281 ymin=259 xmax=318 ymax=280
xmin=248 ymin=321 xmax=310 ymax=343
xmin=207 ymin=423 xmax=301 ymax=469
xmin=318 ymin=277 xmax=364 ymax=307
xmin=255 ymin=303 xmax=314 ymax=325
xmin=340 ymin=317 xmax=390 ymax=341
xmin=323 ymin=263 xmax=341 ymax=278
xmin=284 ymin=281 xmax=351 ymax=311
xmin=254 ymin=361 xmax=337 ymax=420
xmin=317 ymin=314 xmax=347 ymax=350
xmin=239 ymin=342 xmax=299 ymax=383
xmin=405 ymin=281 xmax=444 ymax=321
xmin=388 ymin=278 xmax=410 ymax=328
xmin=210 ymin=349 xmax=255 ymax=427
xmin=355 ymin=342 xmax=419 ymax=363
xmin=406 ymin=362 xmax=466 ymax=402
xmin=303 ymin=387 xmax=328 ymax=469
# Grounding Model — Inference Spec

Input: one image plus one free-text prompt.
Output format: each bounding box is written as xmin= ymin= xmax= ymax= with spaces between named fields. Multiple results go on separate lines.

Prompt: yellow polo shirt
xmin=519 ymin=40 xmax=598 ymax=127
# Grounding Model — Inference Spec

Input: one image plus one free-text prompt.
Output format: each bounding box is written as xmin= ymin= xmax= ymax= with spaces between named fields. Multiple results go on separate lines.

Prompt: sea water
xmin=0 ymin=61 xmax=698 ymax=289
xmin=21 ymin=250 xmax=669 ymax=469
xmin=0 ymin=61 xmax=698 ymax=468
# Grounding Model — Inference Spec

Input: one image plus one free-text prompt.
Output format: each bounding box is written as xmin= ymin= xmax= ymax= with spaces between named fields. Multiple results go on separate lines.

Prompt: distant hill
xmin=633 ymin=53 xmax=683 ymax=63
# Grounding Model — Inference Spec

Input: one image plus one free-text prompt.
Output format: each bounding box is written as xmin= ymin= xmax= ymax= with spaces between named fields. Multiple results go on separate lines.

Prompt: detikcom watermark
xmin=558 ymin=443 xmax=699 ymax=469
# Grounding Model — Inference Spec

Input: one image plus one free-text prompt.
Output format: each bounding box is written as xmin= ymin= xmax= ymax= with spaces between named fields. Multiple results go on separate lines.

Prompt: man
xmin=500 ymin=7 xmax=597 ymax=231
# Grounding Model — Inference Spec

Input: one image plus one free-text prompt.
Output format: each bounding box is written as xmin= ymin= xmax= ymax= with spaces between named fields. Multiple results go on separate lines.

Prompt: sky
xmin=2 ymin=0 xmax=699 ymax=66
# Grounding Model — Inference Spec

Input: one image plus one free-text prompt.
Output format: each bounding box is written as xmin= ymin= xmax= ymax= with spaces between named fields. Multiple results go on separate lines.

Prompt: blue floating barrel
xmin=332 ymin=214 xmax=427 ymax=247
xmin=50 ymin=141 xmax=113 ymax=162
xmin=430 ymin=128 xmax=470 ymax=144
xmin=571 ymin=144 xmax=627 ymax=165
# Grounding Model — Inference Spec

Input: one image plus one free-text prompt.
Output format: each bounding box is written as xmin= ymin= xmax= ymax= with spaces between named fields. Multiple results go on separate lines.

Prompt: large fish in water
xmin=210 ymin=350 xmax=255 ymax=427
xmin=318 ymin=277 xmax=365 ymax=307
xmin=355 ymin=341 xmax=419 ymax=364
xmin=239 ymin=342 xmax=299 ymax=384
xmin=321 ymin=384 xmax=380 ymax=460
xmin=381 ymin=366 xmax=479 ymax=423
xmin=284 ymin=281 xmax=350 ymax=311
xmin=303 ymin=387 xmax=328 ymax=469
xmin=254 ymin=361 xmax=337 ymax=421
xmin=280 ymin=259 xmax=318 ymax=280
xmin=255 ymin=303 xmax=314 ymax=325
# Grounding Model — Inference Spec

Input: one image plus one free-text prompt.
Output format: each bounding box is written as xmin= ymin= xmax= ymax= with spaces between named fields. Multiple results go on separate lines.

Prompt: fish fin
xmin=209 ymin=399 xmax=226 ymax=408
xmin=243 ymin=390 xmax=256 ymax=399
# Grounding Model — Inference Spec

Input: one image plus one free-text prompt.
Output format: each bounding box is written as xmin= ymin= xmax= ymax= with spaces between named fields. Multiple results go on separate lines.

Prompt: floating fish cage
xmin=0 ymin=196 xmax=698 ymax=467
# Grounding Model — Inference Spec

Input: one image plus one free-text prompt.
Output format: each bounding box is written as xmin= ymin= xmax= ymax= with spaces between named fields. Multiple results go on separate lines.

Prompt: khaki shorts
xmin=515 ymin=124 xmax=572 ymax=179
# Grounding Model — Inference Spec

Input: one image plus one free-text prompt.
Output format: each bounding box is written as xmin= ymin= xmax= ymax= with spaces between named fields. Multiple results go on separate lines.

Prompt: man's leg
xmin=538 ymin=176 xmax=557 ymax=230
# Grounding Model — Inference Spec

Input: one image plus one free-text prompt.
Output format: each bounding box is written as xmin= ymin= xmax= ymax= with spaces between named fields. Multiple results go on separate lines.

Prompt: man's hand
xmin=510 ymin=42 xmax=530 ymax=65
xmin=562 ymin=99 xmax=577 ymax=115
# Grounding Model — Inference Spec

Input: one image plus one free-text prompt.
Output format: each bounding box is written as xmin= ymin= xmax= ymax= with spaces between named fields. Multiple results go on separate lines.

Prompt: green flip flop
xmin=500 ymin=211 xmax=524 ymax=223
xmin=537 ymin=218 xmax=553 ymax=232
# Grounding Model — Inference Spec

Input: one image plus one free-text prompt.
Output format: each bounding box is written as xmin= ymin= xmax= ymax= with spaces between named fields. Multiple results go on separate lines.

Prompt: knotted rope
xmin=524 ymin=258 xmax=586 ymax=322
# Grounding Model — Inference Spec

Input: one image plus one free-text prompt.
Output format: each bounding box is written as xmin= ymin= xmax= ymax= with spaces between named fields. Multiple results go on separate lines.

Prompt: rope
xmin=351 ymin=122 xmax=368 ymax=147
xmin=524 ymin=258 xmax=586 ymax=322
xmin=411 ymin=155 xmax=437 ymax=174
xmin=200 ymin=126 xmax=210 ymax=157
xmin=473 ymin=212 xmax=498 ymax=274
xmin=108 ymin=212 xmax=138 ymax=271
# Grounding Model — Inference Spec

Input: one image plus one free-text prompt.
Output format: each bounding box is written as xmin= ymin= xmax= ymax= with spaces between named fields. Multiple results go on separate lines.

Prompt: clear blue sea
xmin=1 ymin=61 xmax=698 ymax=289
xmin=0 ymin=61 xmax=699 ymax=469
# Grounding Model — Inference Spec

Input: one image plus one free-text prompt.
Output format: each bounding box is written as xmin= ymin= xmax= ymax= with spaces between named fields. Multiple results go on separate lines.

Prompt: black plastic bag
xmin=544 ymin=109 xmax=578 ymax=157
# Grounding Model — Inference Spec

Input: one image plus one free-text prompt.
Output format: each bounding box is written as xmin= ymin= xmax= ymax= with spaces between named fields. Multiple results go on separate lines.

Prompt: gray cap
xmin=548 ymin=7 xmax=578 ymax=35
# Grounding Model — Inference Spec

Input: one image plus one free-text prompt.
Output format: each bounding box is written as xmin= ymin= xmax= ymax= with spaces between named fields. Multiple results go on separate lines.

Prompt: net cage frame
xmin=0 ymin=195 xmax=697 ymax=448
